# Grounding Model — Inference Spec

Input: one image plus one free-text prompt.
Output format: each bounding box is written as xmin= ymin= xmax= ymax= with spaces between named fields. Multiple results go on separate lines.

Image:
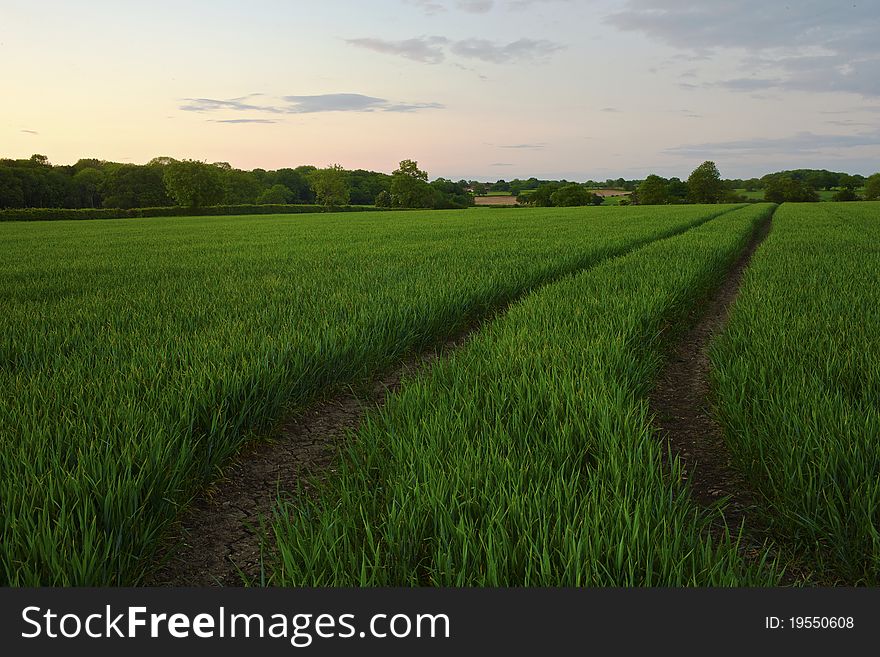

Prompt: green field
xmin=711 ymin=202 xmax=880 ymax=583
xmin=0 ymin=205 xmax=738 ymax=585
xmin=271 ymin=204 xmax=781 ymax=586
xmin=3 ymin=201 xmax=878 ymax=587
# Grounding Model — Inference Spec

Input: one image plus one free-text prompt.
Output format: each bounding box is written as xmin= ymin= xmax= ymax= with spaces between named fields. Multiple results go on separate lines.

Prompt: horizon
xmin=3 ymin=1 xmax=879 ymax=179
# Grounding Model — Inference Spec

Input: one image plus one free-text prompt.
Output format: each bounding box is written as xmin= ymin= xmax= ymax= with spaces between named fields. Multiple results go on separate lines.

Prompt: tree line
xmin=3 ymin=154 xmax=877 ymax=212
xmin=632 ymin=163 xmax=880 ymax=205
xmin=0 ymin=155 xmax=474 ymax=210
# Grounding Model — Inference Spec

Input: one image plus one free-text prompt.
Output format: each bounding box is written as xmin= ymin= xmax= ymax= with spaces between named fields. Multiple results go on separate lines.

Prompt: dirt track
xmin=648 ymin=212 xmax=772 ymax=546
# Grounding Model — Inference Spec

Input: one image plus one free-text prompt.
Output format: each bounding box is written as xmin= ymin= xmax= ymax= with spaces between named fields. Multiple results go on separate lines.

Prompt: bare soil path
xmin=649 ymin=212 xmax=773 ymax=554
xmin=145 ymin=333 xmax=474 ymax=586
xmin=146 ymin=210 xmax=748 ymax=587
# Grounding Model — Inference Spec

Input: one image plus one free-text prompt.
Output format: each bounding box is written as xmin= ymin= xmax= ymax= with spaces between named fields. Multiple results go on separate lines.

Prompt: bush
xmin=0 ymin=204 xmax=383 ymax=222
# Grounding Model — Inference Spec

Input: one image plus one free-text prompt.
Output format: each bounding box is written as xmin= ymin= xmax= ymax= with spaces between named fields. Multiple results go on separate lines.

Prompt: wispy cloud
xmin=457 ymin=0 xmax=493 ymax=12
xmin=209 ymin=118 xmax=278 ymax=124
xmin=450 ymin=37 xmax=563 ymax=63
xmin=666 ymin=130 xmax=880 ymax=158
xmin=600 ymin=107 xmax=620 ymax=113
xmin=489 ymin=162 xmax=514 ymax=166
xmin=348 ymin=35 xmax=564 ymax=65
xmin=605 ymin=1 xmax=880 ymax=96
xmin=405 ymin=0 xmax=571 ymax=13
xmin=494 ymin=143 xmax=546 ymax=149
xmin=180 ymin=95 xmax=285 ymax=113
xmin=180 ymin=93 xmax=443 ymax=117
xmin=21 ymin=129 xmax=38 ymax=135
xmin=345 ymin=36 xmax=448 ymax=64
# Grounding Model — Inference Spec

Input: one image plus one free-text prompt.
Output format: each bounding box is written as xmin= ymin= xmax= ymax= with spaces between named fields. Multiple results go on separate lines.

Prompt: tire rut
xmin=144 ymin=209 xmax=746 ymax=587
xmin=648 ymin=210 xmax=784 ymax=574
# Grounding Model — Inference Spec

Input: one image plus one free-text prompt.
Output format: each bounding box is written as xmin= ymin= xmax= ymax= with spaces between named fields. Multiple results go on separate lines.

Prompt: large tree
xmin=308 ymin=164 xmax=350 ymax=208
xmin=687 ymin=161 xmax=723 ymax=204
xmin=864 ymin=173 xmax=880 ymax=201
xmin=390 ymin=159 xmax=433 ymax=208
xmin=162 ymin=160 xmax=225 ymax=207
xmin=549 ymin=184 xmax=597 ymax=207
xmin=636 ymin=174 xmax=669 ymax=205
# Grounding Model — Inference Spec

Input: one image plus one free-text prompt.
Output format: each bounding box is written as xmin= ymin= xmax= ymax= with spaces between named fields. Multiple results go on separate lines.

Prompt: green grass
xmin=711 ymin=202 xmax=880 ymax=583
xmin=0 ymin=205 xmax=739 ymax=585
xmin=270 ymin=204 xmax=782 ymax=586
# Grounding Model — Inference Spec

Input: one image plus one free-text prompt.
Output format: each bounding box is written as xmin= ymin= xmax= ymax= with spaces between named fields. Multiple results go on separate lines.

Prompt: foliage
xmin=864 ymin=173 xmax=880 ymax=201
xmin=256 ymin=184 xmax=295 ymax=205
xmin=549 ymin=184 xmax=600 ymax=206
xmin=308 ymin=164 xmax=350 ymax=209
xmin=832 ymin=188 xmax=859 ymax=202
xmin=763 ymin=175 xmax=819 ymax=203
xmin=374 ymin=190 xmax=392 ymax=208
xmin=390 ymin=159 xmax=433 ymax=208
xmin=687 ymin=161 xmax=723 ymax=204
xmin=162 ymin=160 xmax=225 ymax=208
xmin=0 ymin=205 xmax=379 ymax=222
xmin=636 ymin=174 xmax=669 ymax=205
xmin=103 ymin=164 xmax=171 ymax=209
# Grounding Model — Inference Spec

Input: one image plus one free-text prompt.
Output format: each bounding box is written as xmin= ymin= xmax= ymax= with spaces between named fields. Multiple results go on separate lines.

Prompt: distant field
xmin=475 ymin=195 xmax=519 ymax=205
xmin=1 ymin=205 xmax=736 ymax=585
xmin=734 ymin=187 xmax=867 ymax=201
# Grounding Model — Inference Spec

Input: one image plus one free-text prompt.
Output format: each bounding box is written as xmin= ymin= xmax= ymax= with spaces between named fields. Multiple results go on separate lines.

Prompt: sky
xmin=2 ymin=0 xmax=879 ymax=180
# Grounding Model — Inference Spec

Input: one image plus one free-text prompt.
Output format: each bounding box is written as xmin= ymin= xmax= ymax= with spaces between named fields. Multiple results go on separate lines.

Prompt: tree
xmin=256 ymin=184 xmax=294 ymax=204
xmin=636 ymin=174 xmax=669 ymax=205
xmin=763 ymin=175 xmax=819 ymax=203
xmin=162 ymin=160 xmax=225 ymax=207
xmin=103 ymin=164 xmax=171 ymax=208
xmin=72 ymin=167 xmax=105 ymax=208
xmin=0 ymin=167 xmax=25 ymax=208
xmin=832 ymin=188 xmax=858 ymax=202
xmin=223 ymin=169 xmax=262 ymax=204
xmin=549 ymin=184 xmax=596 ymax=207
xmin=523 ymin=182 xmax=562 ymax=207
xmin=687 ymin=161 xmax=723 ymax=203
xmin=375 ymin=190 xmax=392 ymax=208
xmin=864 ymin=173 xmax=880 ymax=201
xmin=390 ymin=159 xmax=433 ymax=208
xmin=309 ymin=164 xmax=350 ymax=208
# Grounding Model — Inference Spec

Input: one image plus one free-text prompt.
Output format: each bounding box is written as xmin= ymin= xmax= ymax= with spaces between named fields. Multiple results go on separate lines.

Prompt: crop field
xmin=711 ymin=202 xmax=880 ymax=584
xmin=271 ymin=203 xmax=781 ymax=586
xmin=0 ymin=204 xmax=738 ymax=585
xmin=3 ymin=201 xmax=877 ymax=588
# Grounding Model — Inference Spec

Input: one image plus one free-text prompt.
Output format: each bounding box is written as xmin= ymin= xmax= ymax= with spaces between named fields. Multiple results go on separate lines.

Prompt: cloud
xmin=180 ymin=95 xmax=284 ymax=113
xmin=457 ymin=0 xmax=493 ymax=12
xmin=180 ymin=93 xmax=443 ymax=116
xmin=450 ymin=37 xmax=563 ymax=63
xmin=345 ymin=36 xmax=448 ymax=64
xmin=209 ymin=119 xmax=278 ymax=124
xmin=665 ymin=130 xmax=880 ymax=158
xmin=600 ymin=107 xmax=620 ymax=113
xmin=715 ymin=78 xmax=782 ymax=92
xmin=490 ymin=162 xmax=514 ymax=166
xmin=496 ymin=143 xmax=546 ymax=149
xmin=21 ymin=129 xmax=38 ymax=135
xmin=403 ymin=0 xmax=446 ymax=13
xmin=824 ymin=119 xmax=874 ymax=128
xmin=405 ymin=0 xmax=570 ymax=13
xmin=349 ymin=34 xmax=563 ymax=65
xmin=605 ymin=1 xmax=880 ymax=96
